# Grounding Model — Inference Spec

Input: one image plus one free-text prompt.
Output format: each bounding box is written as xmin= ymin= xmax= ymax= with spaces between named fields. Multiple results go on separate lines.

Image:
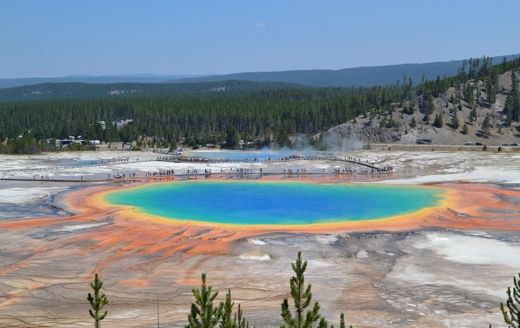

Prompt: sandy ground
xmin=0 ymin=150 xmax=520 ymax=327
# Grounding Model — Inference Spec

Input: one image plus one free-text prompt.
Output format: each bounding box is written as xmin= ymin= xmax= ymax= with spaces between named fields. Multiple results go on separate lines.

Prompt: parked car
xmin=416 ymin=139 xmax=432 ymax=144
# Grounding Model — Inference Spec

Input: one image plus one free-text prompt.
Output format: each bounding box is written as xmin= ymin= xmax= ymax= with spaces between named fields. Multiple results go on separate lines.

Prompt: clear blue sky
xmin=1 ymin=0 xmax=519 ymax=78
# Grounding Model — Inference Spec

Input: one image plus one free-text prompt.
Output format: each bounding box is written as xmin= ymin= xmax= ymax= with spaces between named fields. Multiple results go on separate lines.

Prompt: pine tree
xmin=280 ymin=252 xmax=324 ymax=328
xmin=221 ymin=290 xmax=235 ymax=328
xmin=233 ymin=304 xmax=249 ymax=328
xmin=505 ymin=94 xmax=514 ymax=126
xmin=219 ymin=290 xmax=250 ymax=328
xmin=330 ymin=313 xmax=353 ymax=328
xmin=501 ymin=273 xmax=520 ymax=328
xmin=275 ymin=129 xmax=291 ymax=147
xmin=502 ymin=71 xmax=520 ymax=124
xmin=410 ymin=117 xmax=417 ymax=128
xmin=433 ymin=113 xmax=443 ymax=128
xmin=422 ymin=111 xmax=430 ymax=124
xmin=225 ymin=125 xmax=239 ymax=149
xmin=482 ymin=113 xmax=491 ymax=137
xmin=470 ymin=106 xmax=478 ymax=124
xmin=464 ymin=84 xmax=474 ymax=104
xmin=87 ymin=273 xmax=109 ymax=328
xmin=452 ymin=111 xmax=460 ymax=129
xmin=512 ymin=71 xmax=520 ymax=121
xmin=422 ymin=94 xmax=434 ymax=124
xmin=487 ymin=78 xmax=497 ymax=105
xmin=461 ymin=123 xmax=469 ymax=135
xmin=186 ymin=273 xmax=222 ymax=328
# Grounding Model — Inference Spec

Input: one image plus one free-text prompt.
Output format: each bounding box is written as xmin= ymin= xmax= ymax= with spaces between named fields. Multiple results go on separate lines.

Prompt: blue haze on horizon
xmin=1 ymin=0 xmax=519 ymax=78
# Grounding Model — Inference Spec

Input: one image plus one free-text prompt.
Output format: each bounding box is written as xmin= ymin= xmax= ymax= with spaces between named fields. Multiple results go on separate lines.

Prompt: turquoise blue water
xmin=105 ymin=181 xmax=445 ymax=225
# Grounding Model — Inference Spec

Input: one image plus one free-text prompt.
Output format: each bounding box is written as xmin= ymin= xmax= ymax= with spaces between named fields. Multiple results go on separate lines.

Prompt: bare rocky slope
xmin=320 ymin=70 xmax=520 ymax=146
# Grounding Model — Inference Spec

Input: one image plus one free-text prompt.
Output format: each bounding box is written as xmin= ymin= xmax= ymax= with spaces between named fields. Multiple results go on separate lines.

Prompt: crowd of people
xmin=4 ymin=154 xmax=393 ymax=183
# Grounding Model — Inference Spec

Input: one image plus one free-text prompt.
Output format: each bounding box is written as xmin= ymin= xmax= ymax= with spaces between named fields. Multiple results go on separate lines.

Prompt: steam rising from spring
xmin=290 ymin=132 xmax=364 ymax=153
xmin=320 ymin=131 xmax=364 ymax=152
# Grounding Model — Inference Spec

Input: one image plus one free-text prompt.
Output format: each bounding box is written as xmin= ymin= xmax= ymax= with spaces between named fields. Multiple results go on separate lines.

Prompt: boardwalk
xmin=0 ymin=154 xmax=392 ymax=183
xmin=157 ymin=154 xmax=392 ymax=172
xmin=0 ymin=170 xmax=390 ymax=183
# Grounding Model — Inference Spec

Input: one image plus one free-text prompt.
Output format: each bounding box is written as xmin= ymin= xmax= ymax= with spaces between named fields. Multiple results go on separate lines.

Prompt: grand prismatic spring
xmin=104 ymin=181 xmax=446 ymax=225
xmin=1 ymin=151 xmax=520 ymax=328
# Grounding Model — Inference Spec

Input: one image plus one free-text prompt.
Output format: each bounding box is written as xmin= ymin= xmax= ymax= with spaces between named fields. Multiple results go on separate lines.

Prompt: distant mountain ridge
xmin=1 ymin=54 xmax=518 ymax=91
xmin=173 ymin=55 xmax=519 ymax=87
xmin=0 ymin=74 xmax=196 ymax=89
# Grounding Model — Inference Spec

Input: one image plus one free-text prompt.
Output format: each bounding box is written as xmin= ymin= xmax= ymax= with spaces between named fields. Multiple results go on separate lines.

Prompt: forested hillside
xmin=0 ymin=85 xmax=407 ymax=152
xmin=322 ymin=56 xmax=520 ymax=146
xmin=0 ymin=56 xmax=519 ymax=153
xmin=173 ymin=55 xmax=518 ymax=87
xmin=0 ymin=80 xmax=302 ymax=102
